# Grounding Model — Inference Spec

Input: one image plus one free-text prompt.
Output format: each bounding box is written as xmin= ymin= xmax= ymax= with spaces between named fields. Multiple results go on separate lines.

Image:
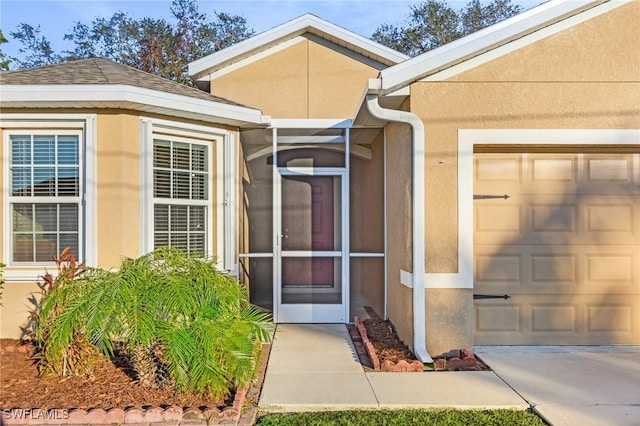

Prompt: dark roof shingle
xmin=0 ymin=58 xmax=243 ymax=106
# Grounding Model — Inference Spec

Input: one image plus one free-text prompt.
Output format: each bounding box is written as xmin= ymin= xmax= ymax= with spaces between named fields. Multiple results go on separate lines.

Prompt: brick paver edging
xmin=1 ymin=343 xmax=266 ymax=425
xmin=353 ymin=316 xmax=424 ymax=372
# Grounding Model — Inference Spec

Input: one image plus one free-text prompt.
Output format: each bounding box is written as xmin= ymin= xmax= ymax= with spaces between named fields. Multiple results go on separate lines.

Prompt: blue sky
xmin=1 ymin=0 xmax=542 ymax=60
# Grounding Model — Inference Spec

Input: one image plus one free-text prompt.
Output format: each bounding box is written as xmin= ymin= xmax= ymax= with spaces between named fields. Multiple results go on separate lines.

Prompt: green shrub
xmin=34 ymin=247 xmax=273 ymax=397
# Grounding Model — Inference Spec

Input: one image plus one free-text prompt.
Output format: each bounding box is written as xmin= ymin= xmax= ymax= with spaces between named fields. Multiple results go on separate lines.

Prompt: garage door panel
xmin=476 ymin=244 xmax=639 ymax=294
xmin=476 ymin=304 xmax=522 ymax=333
xmin=585 ymin=154 xmax=639 ymax=188
xmin=475 ymin=295 xmax=639 ymax=345
xmin=475 ymin=153 xmax=640 ymax=195
xmin=474 ymin=151 xmax=640 ymax=345
xmin=583 ymin=200 xmax=639 ymax=243
xmin=475 ymin=253 xmax=522 ymax=283
xmin=476 ymin=197 xmax=639 ymax=246
xmin=475 ymin=155 xmax=523 ymax=183
xmin=530 ymin=155 xmax=578 ymax=186
xmin=585 ymin=252 xmax=636 ymax=287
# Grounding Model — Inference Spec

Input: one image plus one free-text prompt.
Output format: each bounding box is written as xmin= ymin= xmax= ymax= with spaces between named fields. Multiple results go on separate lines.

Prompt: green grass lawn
xmin=256 ymin=409 xmax=546 ymax=425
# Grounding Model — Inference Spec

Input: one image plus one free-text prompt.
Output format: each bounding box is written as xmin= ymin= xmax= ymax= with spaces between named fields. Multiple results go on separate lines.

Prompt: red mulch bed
xmin=357 ymin=308 xmax=490 ymax=371
xmin=0 ymin=339 xmax=231 ymax=410
xmin=362 ymin=317 xmax=417 ymax=364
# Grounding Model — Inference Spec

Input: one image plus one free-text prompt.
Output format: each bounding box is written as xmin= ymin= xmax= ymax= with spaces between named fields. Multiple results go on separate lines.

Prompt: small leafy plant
xmin=33 ymin=247 xmax=273 ymax=398
xmin=31 ymin=247 xmax=98 ymax=377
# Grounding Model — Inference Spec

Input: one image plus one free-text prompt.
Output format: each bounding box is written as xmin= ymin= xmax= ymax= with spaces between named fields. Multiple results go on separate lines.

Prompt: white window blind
xmin=9 ymin=133 xmax=81 ymax=263
xmin=153 ymin=138 xmax=209 ymax=254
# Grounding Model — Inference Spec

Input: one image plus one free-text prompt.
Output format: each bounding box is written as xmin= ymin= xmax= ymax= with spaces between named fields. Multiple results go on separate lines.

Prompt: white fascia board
xmin=188 ymin=13 xmax=408 ymax=79
xmin=271 ymin=118 xmax=353 ymax=129
xmin=0 ymin=84 xmax=265 ymax=125
xmin=379 ymin=0 xmax=609 ymax=93
xmin=422 ymin=0 xmax=632 ymax=81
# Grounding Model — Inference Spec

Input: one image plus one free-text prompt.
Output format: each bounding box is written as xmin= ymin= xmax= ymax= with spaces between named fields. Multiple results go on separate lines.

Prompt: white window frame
xmin=140 ymin=117 xmax=231 ymax=271
xmin=151 ymin=135 xmax=212 ymax=255
xmin=1 ymin=114 xmax=97 ymax=281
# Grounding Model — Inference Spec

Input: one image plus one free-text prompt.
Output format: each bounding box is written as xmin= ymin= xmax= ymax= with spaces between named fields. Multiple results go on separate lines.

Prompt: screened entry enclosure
xmin=238 ymin=123 xmax=385 ymax=323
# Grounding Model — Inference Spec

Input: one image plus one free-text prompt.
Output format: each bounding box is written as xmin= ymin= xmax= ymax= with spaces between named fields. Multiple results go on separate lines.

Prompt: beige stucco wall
xmin=96 ymin=113 xmax=142 ymax=266
xmin=210 ymin=36 xmax=382 ymax=118
xmin=0 ymin=109 xmax=229 ymax=338
xmin=449 ymin=1 xmax=640 ymax=83
xmin=350 ymin=134 xmax=385 ymax=316
xmin=381 ymin=1 xmax=640 ymax=356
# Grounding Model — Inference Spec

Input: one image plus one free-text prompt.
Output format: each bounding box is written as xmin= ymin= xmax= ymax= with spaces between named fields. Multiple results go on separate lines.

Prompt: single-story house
xmin=1 ymin=0 xmax=638 ymax=359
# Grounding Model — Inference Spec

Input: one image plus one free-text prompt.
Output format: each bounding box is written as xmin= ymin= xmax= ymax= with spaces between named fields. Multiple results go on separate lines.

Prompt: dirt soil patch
xmin=0 ymin=339 xmax=232 ymax=410
xmin=355 ymin=308 xmax=490 ymax=372
xmin=362 ymin=317 xmax=417 ymax=364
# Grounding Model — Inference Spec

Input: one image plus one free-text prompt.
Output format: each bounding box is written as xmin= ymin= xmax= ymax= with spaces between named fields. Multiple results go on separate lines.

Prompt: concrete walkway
xmin=259 ymin=324 xmax=527 ymax=412
xmin=476 ymin=346 xmax=640 ymax=426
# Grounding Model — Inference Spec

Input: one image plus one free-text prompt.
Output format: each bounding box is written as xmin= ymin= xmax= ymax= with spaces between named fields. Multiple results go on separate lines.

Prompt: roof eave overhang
xmin=378 ymin=0 xmax=613 ymax=94
xmin=0 ymin=85 xmax=269 ymax=127
xmin=188 ymin=14 xmax=409 ymax=80
xmin=352 ymin=82 xmax=410 ymax=127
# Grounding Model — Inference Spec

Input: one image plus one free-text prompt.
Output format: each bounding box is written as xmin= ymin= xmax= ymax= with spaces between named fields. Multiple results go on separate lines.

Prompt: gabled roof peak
xmin=378 ymin=0 xmax=628 ymax=93
xmin=188 ymin=13 xmax=409 ymax=79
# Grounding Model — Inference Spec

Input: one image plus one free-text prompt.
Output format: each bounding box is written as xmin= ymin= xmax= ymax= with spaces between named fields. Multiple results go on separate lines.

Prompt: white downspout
xmin=365 ymin=89 xmax=433 ymax=364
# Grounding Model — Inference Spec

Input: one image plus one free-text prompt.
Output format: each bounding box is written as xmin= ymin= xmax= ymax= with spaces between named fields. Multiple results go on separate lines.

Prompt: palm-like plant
xmin=35 ymin=248 xmax=273 ymax=397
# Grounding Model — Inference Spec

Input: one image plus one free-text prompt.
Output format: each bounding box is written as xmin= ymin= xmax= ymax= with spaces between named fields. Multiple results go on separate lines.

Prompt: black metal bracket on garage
xmin=474 ymin=294 xmax=511 ymax=300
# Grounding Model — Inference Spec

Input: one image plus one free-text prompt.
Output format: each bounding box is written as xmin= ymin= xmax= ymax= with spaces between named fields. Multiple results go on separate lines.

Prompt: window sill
xmin=3 ymin=268 xmax=48 ymax=283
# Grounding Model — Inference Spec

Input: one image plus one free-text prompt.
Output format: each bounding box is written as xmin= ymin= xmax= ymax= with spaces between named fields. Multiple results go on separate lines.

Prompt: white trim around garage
xmin=453 ymin=128 xmax=640 ymax=290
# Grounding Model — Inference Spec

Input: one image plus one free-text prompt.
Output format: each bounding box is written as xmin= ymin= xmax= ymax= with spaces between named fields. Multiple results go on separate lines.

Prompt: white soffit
xmin=0 ymin=84 xmax=267 ymax=126
xmin=188 ymin=13 xmax=409 ymax=80
xmin=379 ymin=0 xmax=627 ymax=93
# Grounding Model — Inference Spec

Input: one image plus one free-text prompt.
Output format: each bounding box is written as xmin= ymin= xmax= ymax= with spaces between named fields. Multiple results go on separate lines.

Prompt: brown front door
xmin=281 ymin=175 xmax=335 ymax=287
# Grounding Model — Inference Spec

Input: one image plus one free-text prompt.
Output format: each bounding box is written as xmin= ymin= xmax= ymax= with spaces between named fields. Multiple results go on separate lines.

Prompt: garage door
xmin=474 ymin=151 xmax=640 ymax=345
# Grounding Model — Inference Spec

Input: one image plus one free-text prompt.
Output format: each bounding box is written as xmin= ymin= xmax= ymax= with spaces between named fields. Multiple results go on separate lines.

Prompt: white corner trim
xmin=457 ymin=128 xmax=640 ymax=291
xmin=223 ymin=132 xmax=236 ymax=274
xmin=83 ymin=114 xmax=98 ymax=268
xmin=139 ymin=118 xmax=154 ymax=255
xmin=215 ymin=132 xmax=225 ymax=270
xmin=400 ymin=269 xmax=413 ymax=288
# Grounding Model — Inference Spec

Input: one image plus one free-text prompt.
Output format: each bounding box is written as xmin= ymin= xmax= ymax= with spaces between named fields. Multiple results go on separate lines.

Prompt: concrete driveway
xmin=475 ymin=346 xmax=640 ymax=426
